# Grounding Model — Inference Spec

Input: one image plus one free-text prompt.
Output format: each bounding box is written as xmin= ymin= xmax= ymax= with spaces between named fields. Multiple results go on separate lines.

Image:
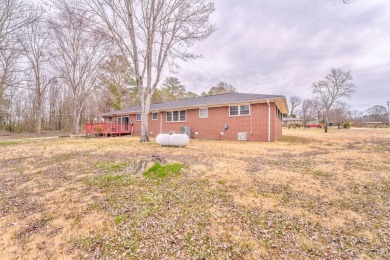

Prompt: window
xmin=167 ymin=112 xmax=172 ymax=122
xmin=136 ymin=114 xmax=141 ymax=121
xmin=229 ymin=105 xmax=250 ymax=116
xmin=240 ymin=105 xmax=250 ymax=115
xmin=108 ymin=116 xmax=112 ymax=122
xmin=173 ymin=111 xmax=179 ymax=121
xmin=199 ymin=108 xmax=208 ymax=118
xmin=166 ymin=110 xmax=186 ymax=122
xmin=229 ymin=106 xmax=239 ymax=116
xmin=180 ymin=111 xmax=186 ymax=121
xmin=152 ymin=112 xmax=158 ymax=120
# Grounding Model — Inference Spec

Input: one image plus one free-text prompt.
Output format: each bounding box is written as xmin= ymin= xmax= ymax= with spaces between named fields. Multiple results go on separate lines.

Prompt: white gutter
xmin=267 ymin=99 xmax=271 ymax=142
xmin=159 ymin=112 xmax=163 ymax=133
xmin=250 ymin=104 xmax=253 ymax=134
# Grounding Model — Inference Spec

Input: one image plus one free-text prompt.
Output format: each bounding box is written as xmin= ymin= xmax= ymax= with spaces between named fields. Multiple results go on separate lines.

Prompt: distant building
xmin=363 ymin=122 xmax=385 ymax=128
xmin=282 ymin=117 xmax=303 ymax=127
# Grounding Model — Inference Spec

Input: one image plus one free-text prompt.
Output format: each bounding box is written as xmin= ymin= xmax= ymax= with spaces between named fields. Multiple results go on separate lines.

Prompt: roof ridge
xmin=101 ymin=92 xmax=287 ymax=116
xmin=151 ymin=92 xmax=278 ymax=105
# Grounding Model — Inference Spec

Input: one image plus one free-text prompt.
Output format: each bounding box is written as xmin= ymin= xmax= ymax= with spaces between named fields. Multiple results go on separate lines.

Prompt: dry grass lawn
xmin=0 ymin=128 xmax=389 ymax=259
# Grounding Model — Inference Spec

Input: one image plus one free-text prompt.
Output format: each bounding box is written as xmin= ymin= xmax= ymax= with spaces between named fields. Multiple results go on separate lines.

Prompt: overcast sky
xmin=173 ymin=0 xmax=390 ymax=111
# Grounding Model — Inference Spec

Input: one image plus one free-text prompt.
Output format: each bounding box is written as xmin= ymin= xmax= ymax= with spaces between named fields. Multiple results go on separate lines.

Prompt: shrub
xmin=287 ymin=124 xmax=302 ymax=129
xmin=143 ymin=163 xmax=183 ymax=179
xmin=343 ymin=122 xmax=350 ymax=129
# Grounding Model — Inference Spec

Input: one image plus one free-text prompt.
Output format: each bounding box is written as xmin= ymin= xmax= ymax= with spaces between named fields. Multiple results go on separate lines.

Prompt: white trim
xmin=229 ymin=104 xmax=251 ymax=117
xmin=152 ymin=112 xmax=158 ymax=120
xmin=199 ymin=108 xmax=208 ymax=118
xmin=166 ymin=110 xmax=187 ymax=122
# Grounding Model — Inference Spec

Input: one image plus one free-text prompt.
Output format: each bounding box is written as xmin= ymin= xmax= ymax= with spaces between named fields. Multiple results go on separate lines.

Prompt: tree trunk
xmin=324 ymin=111 xmax=329 ymax=133
xmin=140 ymin=94 xmax=151 ymax=142
xmin=35 ymin=99 xmax=42 ymax=134
xmin=36 ymin=111 xmax=42 ymax=134
xmin=72 ymin=103 xmax=80 ymax=134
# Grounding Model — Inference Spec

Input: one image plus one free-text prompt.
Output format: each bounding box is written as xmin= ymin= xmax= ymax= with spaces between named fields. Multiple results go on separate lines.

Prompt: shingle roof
xmin=101 ymin=92 xmax=287 ymax=116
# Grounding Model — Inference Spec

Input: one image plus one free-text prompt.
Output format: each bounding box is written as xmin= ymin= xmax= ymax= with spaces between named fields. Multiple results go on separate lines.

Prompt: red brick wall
xmin=274 ymin=104 xmax=283 ymax=140
xmin=104 ymin=102 xmax=283 ymax=141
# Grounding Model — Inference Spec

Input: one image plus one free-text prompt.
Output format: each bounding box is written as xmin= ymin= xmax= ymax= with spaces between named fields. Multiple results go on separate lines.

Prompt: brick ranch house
xmin=87 ymin=93 xmax=288 ymax=142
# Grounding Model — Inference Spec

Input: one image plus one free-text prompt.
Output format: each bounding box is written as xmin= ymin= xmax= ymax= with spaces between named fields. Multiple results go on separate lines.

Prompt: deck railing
xmin=86 ymin=122 xmax=133 ymax=136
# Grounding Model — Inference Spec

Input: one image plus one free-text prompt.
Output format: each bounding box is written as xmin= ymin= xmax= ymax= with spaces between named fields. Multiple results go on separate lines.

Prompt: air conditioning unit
xmin=237 ymin=132 xmax=247 ymax=141
xmin=179 ymin=126 xmax=192 ymax=138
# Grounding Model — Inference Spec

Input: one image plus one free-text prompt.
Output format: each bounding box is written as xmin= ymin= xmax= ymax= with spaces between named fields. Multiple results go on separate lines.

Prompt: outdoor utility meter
xmin=224 ymin=124 xmax=229 ymax=129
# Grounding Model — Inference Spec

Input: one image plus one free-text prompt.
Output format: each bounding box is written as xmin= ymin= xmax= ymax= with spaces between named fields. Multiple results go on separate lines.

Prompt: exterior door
xmin=122 ymin=116 xmax=129 ymax=131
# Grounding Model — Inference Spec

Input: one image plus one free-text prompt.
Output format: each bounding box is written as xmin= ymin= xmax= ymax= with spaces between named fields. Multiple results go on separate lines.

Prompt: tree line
xmin=0 ymin=0 xmax=218 ymax=137
xmin=287 ymin=68 xmax=389 ymax=129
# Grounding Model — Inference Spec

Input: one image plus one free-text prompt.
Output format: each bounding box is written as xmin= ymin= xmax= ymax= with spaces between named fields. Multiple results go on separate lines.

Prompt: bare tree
xmin=289 ymin=95 xmax=301 ymax=117
xmin=0 ymin=0 xmax=36 ymax=49
xmin=49 ymin=1 xmax=109 ymax=134
xmin=21 ymin=11 xmax=58 ymax=134
xmin=312 ymin=68 xmax=356 ymax=132
xmin=0 ymin=0 xmax=36 ymax=126
xmin=300 ymin=99 xmax=314 ymax=128
xmin=365 ymin=105 xmax=387 ymax=122
xmin=85 ymin=0 xmax=215 ymax=142
xmin=97 ymin=55 xmax=135 ymax=111
xmin=328 ymin=101 xmax=351 ymax=125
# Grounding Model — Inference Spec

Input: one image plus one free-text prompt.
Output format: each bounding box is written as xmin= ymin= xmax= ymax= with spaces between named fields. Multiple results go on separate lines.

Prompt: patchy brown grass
xmin=0 ymin=128 xmax=389 ymax=259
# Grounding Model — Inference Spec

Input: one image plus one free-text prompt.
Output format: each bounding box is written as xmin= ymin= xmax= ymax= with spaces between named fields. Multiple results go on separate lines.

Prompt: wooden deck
xmin=86 ymin=123 xmax=133 ymax=137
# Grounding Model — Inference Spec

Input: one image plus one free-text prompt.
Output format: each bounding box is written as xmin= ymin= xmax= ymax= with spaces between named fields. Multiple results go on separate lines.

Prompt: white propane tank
xmin=156 ymin=133 xmax=189 ymax=147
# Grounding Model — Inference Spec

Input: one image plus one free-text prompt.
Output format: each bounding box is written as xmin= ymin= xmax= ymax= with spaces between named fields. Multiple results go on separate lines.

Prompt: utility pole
xmin=387 ymin=101 xmax=390 ymax=126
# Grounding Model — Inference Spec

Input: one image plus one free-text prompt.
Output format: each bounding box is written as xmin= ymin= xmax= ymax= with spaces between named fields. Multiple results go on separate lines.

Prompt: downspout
xmin=250 ymin=104 xmax=253 ymax=135
xmin=159 ymin=112 xmax=163 ymax=133
xmin=267 ymin=100 xmax=271 ymax=142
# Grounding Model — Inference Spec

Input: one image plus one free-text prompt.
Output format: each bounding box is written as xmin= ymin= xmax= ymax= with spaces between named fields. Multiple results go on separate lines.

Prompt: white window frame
xmin=199 ymin=108 xmax=208 ymax=118
xmin=136 ymin=114 xmax=142 ymax=121
xmin=229 ymin=104 xmax=251 ymax=116
xmin=152 ymin=112 xmax=158 ymax=120
xmin=166 ymin=110 xmax=186 ymax=122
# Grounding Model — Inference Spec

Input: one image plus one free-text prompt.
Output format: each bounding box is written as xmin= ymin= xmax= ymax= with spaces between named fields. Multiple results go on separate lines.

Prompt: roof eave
xmin=101 ymin=96 xmax=288 ymax=116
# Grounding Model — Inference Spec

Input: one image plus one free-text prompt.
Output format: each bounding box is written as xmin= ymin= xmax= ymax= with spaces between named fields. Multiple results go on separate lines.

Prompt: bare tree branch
xmin=289 ymin=95 xmax=301 ymax=117
xmin=49 ymin=0 xmax=110 ymax=134
xmin=312 ymin=68 xmax=356 ymax=132
xmin=84 ymin=0 xmax=215 ymax=141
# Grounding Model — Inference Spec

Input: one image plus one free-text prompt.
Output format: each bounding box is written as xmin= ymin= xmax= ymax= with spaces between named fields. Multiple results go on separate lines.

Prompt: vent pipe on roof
xmin=267 ymin=100 xmax=271 ymax=142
